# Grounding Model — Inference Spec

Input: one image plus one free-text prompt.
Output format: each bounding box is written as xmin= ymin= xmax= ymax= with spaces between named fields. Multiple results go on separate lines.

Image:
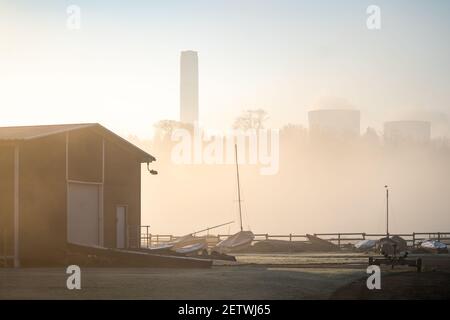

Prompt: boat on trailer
xmin=420 ymin=240 xmax=448 ymax=254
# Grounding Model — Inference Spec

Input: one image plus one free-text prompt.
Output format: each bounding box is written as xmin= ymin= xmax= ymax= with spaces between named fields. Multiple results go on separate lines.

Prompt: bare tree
xmin=153 ymin=120 xmax=193 ymax=141
xmin=233 ymin=109 xmax=269 ymax=130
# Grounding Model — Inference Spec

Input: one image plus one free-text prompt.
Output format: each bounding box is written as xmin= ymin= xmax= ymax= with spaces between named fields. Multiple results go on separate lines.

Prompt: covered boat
xmin=420 ymin=240 xmax=448 ymax=254
xmin=378 ymin=236 xmax=408 ymax=256
xmin=354 ymin=239 xmax=377 ymax=251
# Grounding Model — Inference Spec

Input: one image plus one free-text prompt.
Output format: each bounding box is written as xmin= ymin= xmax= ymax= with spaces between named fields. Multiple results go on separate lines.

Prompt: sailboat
xmin=213 ymin=144 xmax=255 ymax=254
xmin=143 ymin=222 xmax=235 ymax=255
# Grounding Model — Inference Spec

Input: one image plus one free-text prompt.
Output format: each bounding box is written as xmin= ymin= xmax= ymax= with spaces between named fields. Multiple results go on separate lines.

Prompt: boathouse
xmin=0 ymin=123 xmax=155 ymax=266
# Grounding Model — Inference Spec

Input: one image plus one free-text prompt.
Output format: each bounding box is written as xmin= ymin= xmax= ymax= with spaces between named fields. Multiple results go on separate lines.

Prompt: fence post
xmin=362 ymin=233 xmax=366 ymax=240
xmin=438 ymin=232 xmax=441 ymax=241
xmin=266 ymin=234 xmax=269 ymax=240
xmin=338 ymin=233 xmax=341 ymax=248
xmin=126 ymin=225 xmax=129 ymax=249
xmin=289 ymin=233 xmax=292 ymax=242
xmin=412 ymin=232 xmax=415 ymax=248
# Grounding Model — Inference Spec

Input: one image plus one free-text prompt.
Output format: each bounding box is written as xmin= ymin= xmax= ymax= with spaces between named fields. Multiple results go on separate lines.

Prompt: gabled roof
xmin=0 ymin=123 xmax=155 ymax=163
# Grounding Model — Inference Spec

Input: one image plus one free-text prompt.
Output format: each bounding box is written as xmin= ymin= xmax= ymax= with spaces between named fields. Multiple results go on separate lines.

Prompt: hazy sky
xmin=1 ymin=0 xmax=450 ymax=137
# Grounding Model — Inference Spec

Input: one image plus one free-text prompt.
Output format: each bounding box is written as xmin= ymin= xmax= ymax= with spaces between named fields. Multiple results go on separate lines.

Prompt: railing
xmin=313 ymin=232 xmax=450 ymax=247
xmin=218 ymin=233 xmax=308 ymax=242
xmin=138 ymin=226 xmax=450 ymax=249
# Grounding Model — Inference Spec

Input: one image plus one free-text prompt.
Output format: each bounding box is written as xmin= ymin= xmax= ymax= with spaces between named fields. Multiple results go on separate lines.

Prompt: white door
xmin=67 ymin=183 xmax=100 ymax=246
xmin=116 ymin=206 xmax=127 ymax=248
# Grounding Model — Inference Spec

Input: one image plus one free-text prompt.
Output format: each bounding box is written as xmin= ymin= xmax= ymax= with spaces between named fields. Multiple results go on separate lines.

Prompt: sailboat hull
xmin=213 ymin=231 xmax=255 ymax=253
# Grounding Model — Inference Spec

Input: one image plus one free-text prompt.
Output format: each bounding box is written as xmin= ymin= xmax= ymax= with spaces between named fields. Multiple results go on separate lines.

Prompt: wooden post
xmin=338 ymin=233 xmax=341 ymax=248
xmin=137 ymin=226 xmax=141 ymax=248
xmin=412 ymin=232 xmax=415 ymax=248
xmin=438 ymin=232 xmax=441 ymax=241
xmin=289 ymin=233 xmax=292 ymax=242
xmin=266 ymin=233 xmax=269 ymax=240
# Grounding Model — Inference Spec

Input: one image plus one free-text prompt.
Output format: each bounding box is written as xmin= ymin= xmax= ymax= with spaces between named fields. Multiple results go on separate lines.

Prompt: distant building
xmin=384 ymin=121 xmax=431 ymax=144
xmin=0 ymin=123 xmax=155 ymax=266
xmin=308 ymin=109 xmax=361 ymax=138
xmin=180 ymin=50 xmax=199 ymax=124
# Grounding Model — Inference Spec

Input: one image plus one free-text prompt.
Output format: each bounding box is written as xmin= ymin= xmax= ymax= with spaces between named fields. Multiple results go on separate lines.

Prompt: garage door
xmin=67 ymin=183 xmax=100 ymax=246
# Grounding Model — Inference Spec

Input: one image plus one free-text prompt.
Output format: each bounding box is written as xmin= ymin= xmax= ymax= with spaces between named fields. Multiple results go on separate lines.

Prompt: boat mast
xmin=235 ymin=144 xmax=243 ymax=231
xmin=385 ymin=185 xmax=389 ymax=238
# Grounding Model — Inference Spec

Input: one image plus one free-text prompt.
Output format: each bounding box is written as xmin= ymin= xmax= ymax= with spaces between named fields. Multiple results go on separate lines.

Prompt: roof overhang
xmin=0 ymin=123 xmax=156 ymax=163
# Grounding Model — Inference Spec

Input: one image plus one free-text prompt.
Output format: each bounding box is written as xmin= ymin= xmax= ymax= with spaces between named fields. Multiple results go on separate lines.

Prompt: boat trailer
xmin=369 ymin=245 xmax=422 ymax=273
xmin=369 ymin=255 xmax=422 ymax=272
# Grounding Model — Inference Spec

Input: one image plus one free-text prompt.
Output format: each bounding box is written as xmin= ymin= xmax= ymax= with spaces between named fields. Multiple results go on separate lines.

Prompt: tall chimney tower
xmin=180 ymin=50 xmax=199 ymax=124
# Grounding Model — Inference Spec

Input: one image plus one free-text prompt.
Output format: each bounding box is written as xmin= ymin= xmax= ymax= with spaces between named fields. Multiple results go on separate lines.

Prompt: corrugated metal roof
xmin=0 ymin=123 xmax=155 ymax=162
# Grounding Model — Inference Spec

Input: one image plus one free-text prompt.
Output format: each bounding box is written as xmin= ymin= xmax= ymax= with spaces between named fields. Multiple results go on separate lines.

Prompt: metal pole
xmin=385 ymin=185 xmax=389 ymax=238
xmin=235 ymin=144 xmax=243 ymax=232
xmin=190 ymin=221 xmax=234 ymax=235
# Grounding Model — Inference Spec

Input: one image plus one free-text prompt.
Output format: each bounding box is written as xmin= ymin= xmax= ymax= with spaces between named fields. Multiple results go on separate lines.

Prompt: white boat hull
xmin=174 ymin=241 xmax=208 ymax=255
xmin=214 ymin=231 xmax=254 ymax=253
